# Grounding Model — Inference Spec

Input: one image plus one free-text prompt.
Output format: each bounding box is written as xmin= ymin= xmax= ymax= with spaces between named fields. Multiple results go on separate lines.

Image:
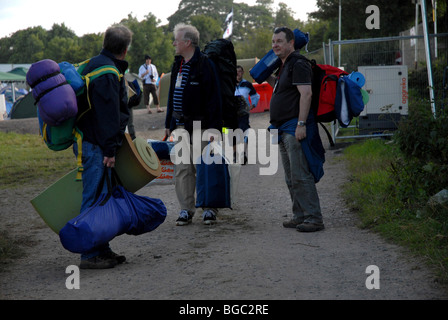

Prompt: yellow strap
xmin=86 ymin=67 xmax=122 ymax=80
xmin=73 ymin=129 xmax=84 ymax=181
xmin=82 ymin=67 xmax=123 ymax=114
xmin=73 ymin=59 xmax=90 ymax=69
xmin=42 ymin=123 xmax=49 ymax=143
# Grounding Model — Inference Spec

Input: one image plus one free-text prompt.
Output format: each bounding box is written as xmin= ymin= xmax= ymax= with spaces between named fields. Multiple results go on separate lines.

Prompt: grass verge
xmin=0 ymin=131 xmax=76 ymax=268
xmin=0 ymin=132 xmax=75 ymax=189
xmin=342 ymin=138 xmax=448 ymax=283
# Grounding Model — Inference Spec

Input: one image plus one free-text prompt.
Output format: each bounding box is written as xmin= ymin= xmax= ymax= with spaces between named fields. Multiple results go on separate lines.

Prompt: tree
xmin=76 ymin=34 xmax=104 ymax=61
xmin=167 ymin=0 xmax=233 ymax=30
xmin=121 ymin=13 xmax=173 ymax=74
xmin=47 ymin=23 xmax=77 ymax=39
xmin=310 ymin=0 xmax=415 ymax=39
xmin=7 ymin=27 xmax=47 ymax=63
xmin=190 ymin=15 xmax=223 ymax=48
xmin=274 ymin=2 xmax=302 ymax=29
xmin=45 ymin=37 xmax=79 ymax=62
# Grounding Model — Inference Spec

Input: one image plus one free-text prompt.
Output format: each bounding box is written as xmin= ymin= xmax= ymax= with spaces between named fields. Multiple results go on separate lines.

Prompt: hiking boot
xmin=202 ymin=209 xmax=217 ymax=225
xmin=283 ymin=218 xmax=304 ymax=228
xmin=296 ymin=222 xmax=325 ymax=233
xmin=176 ymin=210 xmax=193 ymax=226
xmin=101 ymin=251 xmax=126 ymax=264
xmin=79 ymin=255 xmax=117 ymax=269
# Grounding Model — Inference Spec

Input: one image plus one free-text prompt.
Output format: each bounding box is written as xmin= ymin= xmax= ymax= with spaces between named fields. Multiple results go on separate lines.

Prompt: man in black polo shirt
xmin=267 ymin=27 xmax=325 ymax=232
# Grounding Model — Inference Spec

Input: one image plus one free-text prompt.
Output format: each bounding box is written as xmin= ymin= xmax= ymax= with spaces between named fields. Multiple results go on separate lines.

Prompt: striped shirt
xmin=172 ymin=60 xmax=191 ymax=126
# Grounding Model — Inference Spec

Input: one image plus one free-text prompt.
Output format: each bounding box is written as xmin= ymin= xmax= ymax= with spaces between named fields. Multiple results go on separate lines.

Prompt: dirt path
xmin=1 ymin=109 xmax=447 ymax=300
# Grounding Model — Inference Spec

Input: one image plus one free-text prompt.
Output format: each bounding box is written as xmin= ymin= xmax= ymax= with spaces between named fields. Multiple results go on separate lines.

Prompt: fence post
xmin=420 ymin=0 xmax=437 ymax=118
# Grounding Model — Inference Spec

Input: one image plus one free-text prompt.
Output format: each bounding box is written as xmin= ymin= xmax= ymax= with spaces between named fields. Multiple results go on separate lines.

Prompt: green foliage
xmin=312 ymin=0 xmax=417 ymax=39
xmin=190 ymin=15 xmax=224 ymax=49
xmin=121 ymin=13 xmax=173 ymax=73
xmin=392 ymin=100 xmax=448 ymax=206
xmin=342 ymin=137 xmax=448 ymax=281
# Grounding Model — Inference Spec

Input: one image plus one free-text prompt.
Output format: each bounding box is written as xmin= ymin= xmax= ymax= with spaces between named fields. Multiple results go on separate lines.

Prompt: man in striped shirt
xmin=165 ymin=23 xmax=223 ymax=226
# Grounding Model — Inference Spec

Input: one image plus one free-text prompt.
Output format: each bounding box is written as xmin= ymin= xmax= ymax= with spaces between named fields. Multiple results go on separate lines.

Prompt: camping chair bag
xmin=195 ymin=144 xmax=231 ymax=209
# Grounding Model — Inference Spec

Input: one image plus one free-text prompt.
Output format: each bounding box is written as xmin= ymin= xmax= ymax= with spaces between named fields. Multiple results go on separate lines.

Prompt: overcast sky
xmin=0 ymin=0 xmax=318 ymax=38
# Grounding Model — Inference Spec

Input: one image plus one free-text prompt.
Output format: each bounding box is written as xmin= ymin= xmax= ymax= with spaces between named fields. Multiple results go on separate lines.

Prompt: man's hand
xmin=295 ymin=126 xmax=306 ymax=141
xmin=103 ymin=156 xmax=116 ymax=168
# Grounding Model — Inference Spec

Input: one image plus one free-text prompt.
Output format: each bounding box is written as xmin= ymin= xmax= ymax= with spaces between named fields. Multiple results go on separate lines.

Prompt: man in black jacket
xmin=165 ymin=23 xmax=223 ymax=226
xmin=74 ymin=25 xmax=132 ymax=269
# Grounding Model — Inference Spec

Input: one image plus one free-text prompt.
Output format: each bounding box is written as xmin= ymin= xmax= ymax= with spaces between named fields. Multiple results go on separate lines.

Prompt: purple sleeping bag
xmin=26 ymin=59 xmax=78 ymax=126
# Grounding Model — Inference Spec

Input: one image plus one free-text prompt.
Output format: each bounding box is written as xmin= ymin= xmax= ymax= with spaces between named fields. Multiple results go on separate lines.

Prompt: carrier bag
xmin=195 ymin=143 xmax=231 ymax=209
xmin=59 ymin=168 xmax=167 ymax=253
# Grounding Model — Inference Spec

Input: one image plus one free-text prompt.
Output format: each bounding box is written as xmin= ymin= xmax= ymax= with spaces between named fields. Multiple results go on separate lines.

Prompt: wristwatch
xmin=297 ymin=121 xmax=306 ymax=127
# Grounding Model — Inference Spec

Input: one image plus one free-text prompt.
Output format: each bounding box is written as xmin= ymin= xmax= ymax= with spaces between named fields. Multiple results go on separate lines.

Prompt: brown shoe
xmin=283 ymin=219 xmax=303 ymax=228
xmin=296 ymin=222 xmax=325 ymax=232
xmin=100 ymin=251 xmax=126 ymax=264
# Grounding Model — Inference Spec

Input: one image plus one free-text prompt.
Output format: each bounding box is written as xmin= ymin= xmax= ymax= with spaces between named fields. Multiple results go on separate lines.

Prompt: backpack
xmin=308 ymin=59 xmax=349 ymax=123
xmin=201 ymin=39 xmax=238 ymax=130
xmin=27 ymin=58 xmax=123 ymax=180
xmin=280 ymin=56 xmax=351 ymax=146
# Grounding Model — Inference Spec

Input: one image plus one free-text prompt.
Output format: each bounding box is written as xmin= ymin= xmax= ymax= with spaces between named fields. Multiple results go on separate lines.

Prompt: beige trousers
xmin=173 ymin=136 xmax=218 ymax=215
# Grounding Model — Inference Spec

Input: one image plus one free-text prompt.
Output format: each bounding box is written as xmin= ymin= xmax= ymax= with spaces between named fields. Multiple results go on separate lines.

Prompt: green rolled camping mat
xmin=114 ymin=135 xmax=161 ymax=193
xmin=31 ymin=133 xmax=162 ymax=233
xmin=361 ymin=88 xmax=370 ymax=105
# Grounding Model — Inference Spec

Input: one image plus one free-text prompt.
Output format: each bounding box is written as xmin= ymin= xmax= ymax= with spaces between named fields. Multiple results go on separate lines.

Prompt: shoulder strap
xmin=77 ymin=64 xmax=123 ymax=121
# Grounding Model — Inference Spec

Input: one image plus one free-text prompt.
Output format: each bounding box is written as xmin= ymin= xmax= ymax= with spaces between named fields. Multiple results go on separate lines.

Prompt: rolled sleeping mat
xmin=361 ymin=88 xmax=370 ymax=105
xmin=147 ymin=139 xmax=175 ymax=160
xmin=31 ymin=133 xmax=162 ymax=233
xmin=348 ymin=71 xmax=366 ymax=88
xmin=114 ymin=134 xmax=162 ymax=193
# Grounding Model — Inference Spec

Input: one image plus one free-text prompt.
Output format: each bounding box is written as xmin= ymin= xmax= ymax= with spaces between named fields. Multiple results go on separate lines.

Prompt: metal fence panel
xmin=304 ymin=32 xmax=448 ymax=145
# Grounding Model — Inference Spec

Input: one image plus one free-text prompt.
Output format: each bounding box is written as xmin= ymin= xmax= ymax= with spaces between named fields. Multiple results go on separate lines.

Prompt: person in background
xmin=139 ymin=55 xmax=163 ymax=113
xmin=74 ymin=25 xmax=133 ymax=268
xmin=234 ymin=65 xmax=260 ymax=164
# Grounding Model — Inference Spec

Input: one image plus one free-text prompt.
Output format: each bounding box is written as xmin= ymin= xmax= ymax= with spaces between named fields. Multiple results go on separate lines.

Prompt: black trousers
xmin=143 ymin=83 xmax=159 ymax=106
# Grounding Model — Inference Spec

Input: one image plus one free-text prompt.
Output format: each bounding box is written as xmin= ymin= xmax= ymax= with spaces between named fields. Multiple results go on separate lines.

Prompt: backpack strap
xmin=76 ymin=65 xmax=123 ymax=121
xmin=73 ymin=127 xmax=84 ymax=181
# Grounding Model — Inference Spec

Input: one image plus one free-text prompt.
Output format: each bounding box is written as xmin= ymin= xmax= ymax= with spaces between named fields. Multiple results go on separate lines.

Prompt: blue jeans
xmin=279 ymin=133 xmax=323 ymax=225
xmin=73 ymin=141 xmax=111 ymax=259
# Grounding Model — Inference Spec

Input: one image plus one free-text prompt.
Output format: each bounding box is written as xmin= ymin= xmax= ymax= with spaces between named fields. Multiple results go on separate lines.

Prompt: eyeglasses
xmin=173 ymin=38 xmax=191 ymax=44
